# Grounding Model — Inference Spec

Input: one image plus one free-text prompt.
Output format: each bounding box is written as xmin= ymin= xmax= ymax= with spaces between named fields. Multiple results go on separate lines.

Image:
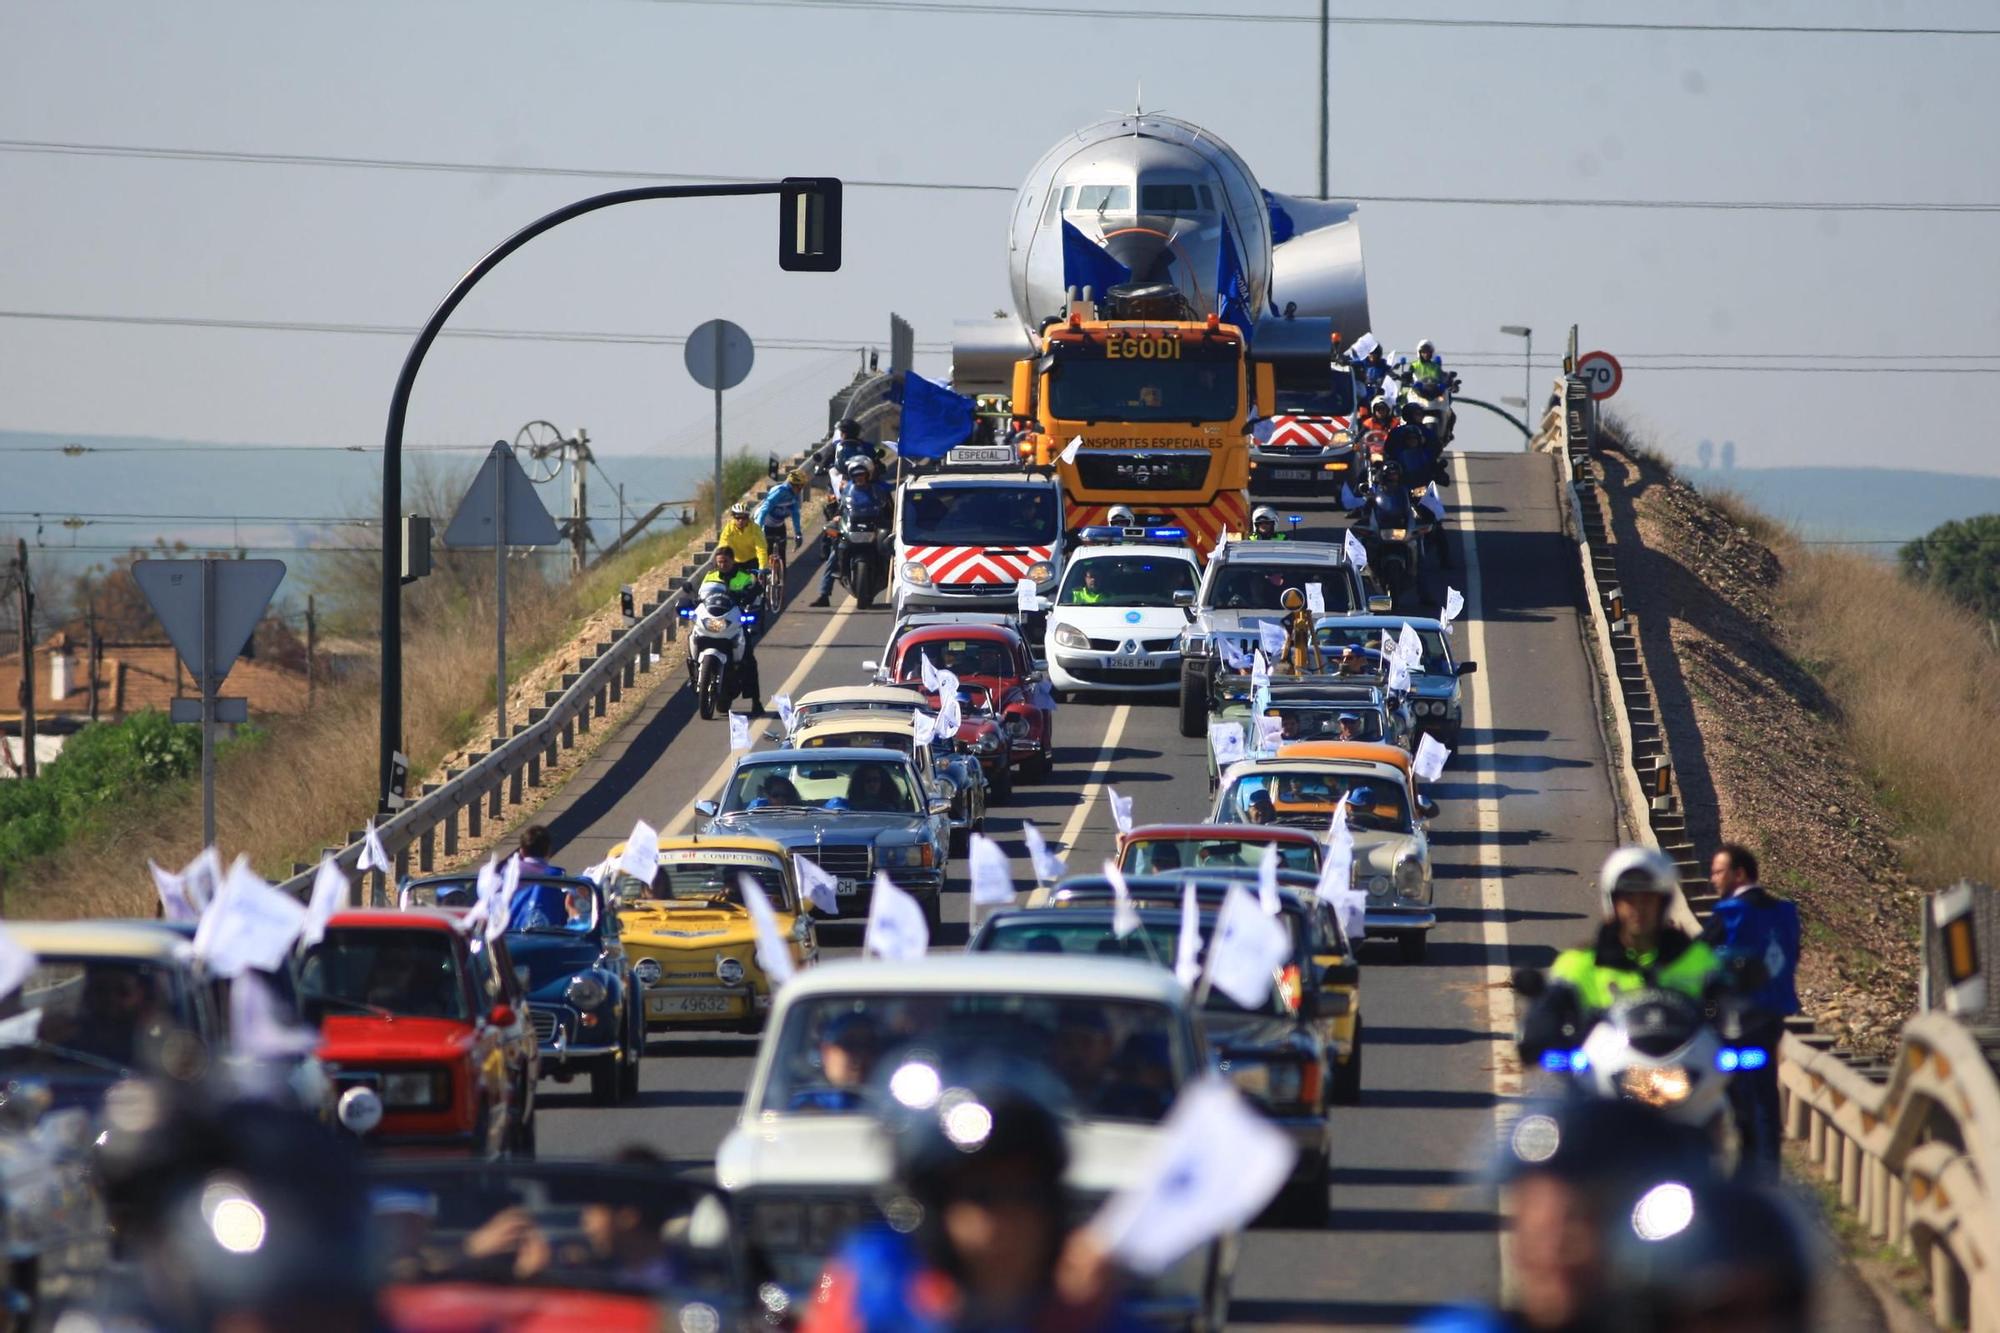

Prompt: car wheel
xmin=1025 ymin=746 xmax=1052 ymax=783
xmin=950 ymin=825 xmax=969 ymax=855
xmin=1270 ymin=1158 xmax=1330 ymax=1228
xmin=1331 ymin=1019 xmax=1364 ymax=1105
xmin=1398 ymin=932 xmax=1429 ymax=965
xmin=619 ymin=1019 xmax=643 ymax=1100
xmin=922 ymin=892 xmax=943 ymax=933
xmin=1178 ymin=668 xmax=1207 ymax=738
xmin=990 ymin=760 xmax=1013 ymax=802
xmin=589 ymin=1055 xmax=620 ymax=1106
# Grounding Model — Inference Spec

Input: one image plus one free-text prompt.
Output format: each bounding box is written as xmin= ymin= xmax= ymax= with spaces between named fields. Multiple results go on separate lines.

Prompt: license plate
xmin=836 ymin=878 xmax=863 ymax=896
xmin=1273 ymin=468 xmax=1316 ymax=481
xmin=649 ymin=994 xmax=738 ymax=1016
xmin=947 ymin=445 xmax=1013 ymax=465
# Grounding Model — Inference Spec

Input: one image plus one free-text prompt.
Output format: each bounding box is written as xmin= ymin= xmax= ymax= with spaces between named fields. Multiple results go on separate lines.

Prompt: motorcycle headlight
xmin=632 ymin=958 xmax=662 ymax=986
xmin=700 ymin=616 xmax=729 ymax=633
xmin=1386 ymin=528 xmax=1407 ymax=541
xmin=716 ymin=957 xmax=747 ymax=986
xmin=1052 ymin=623 xmax=1091 ymax=650
xmin=1026 ymin=562 xmax=1053 ymax=583
xmin=566 ymin=975 xmax=608 ymax=1010
xmin=901 ymin=562 xmax=931 ymax=585
xmin=1619 ymin=1066 xmax=1694 ymax=1107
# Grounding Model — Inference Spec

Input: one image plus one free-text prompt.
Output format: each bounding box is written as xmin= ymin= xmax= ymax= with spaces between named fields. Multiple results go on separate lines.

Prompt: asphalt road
xmin=533 ymin=450 xmax=1623 ymax=1330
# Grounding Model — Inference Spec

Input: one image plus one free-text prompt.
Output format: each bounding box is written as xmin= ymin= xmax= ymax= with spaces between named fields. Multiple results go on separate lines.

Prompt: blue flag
xmin=1062 ymin=220 xmax=1131 ymax=299
xmin=897 ymin=372 xmax=977 ymax=460
xmin=1215 ymin=219 xmax=1255 ymax=341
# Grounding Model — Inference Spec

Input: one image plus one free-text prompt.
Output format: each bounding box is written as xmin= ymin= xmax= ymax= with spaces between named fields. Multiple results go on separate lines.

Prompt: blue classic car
xmin=498 ymin=877 xmax=646 ymax=1106
xmin=1314 ymin=615 xmax=1477 ymax=748
xmin=694 ymin=747 xmax=952 ymax=928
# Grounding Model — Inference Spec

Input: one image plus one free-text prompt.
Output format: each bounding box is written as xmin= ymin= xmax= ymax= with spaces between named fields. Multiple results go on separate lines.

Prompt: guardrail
xmin=275 ymin=441 xmax=829 ymax=904
xmin=1548 ymin=379 xmax=2000 ymax=1327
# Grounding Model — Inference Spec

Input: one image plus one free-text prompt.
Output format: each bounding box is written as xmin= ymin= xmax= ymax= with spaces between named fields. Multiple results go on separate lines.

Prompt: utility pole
xmin=305 ymin=594 xmax=317 ymax=709
xmin=1318 ymin=0 xmax=1330 ymax=200
xmin=13 ymin=540 xmax=35 ymax=780
xmin=568 ymin=428 xmax=591 ymax=576
xmin=86 ymin=594 xmax=100 ymax=723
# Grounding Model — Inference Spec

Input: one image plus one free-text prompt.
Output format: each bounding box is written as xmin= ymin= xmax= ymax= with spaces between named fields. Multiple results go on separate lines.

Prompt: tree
xmin=1901 ymin=515 xmax=2000 ymax=620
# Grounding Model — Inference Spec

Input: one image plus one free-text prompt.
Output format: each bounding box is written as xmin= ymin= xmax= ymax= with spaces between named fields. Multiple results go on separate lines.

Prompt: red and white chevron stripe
xmin=1265 ymin=415 xmax=1351 ymax=447
xmin=904 ymin=544 xmax=1053 ymax=586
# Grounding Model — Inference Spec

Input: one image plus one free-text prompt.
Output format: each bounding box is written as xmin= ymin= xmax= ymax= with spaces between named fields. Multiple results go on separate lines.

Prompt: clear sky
xmin=6 ymin=0 xmax=2000 ymax=484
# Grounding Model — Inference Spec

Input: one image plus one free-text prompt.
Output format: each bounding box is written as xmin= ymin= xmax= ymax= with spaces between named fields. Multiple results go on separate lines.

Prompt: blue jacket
xmin=1704 ymin=887 xmax=1801 ymax=1022
xmin=755 ymin=482 xmax=804 ymax=538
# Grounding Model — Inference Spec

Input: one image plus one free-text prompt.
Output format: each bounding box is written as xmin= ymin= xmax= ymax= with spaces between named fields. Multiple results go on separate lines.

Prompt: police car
xmin=1040 ymin=525 xmax=1202 ymax=698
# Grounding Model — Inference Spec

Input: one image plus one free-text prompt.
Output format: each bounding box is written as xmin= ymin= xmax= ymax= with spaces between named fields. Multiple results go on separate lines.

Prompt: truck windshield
xmin=1048 ymin=356 xmax=1238 ymax=424
xmin=901 ymin=487 xmax=1059 ymax=547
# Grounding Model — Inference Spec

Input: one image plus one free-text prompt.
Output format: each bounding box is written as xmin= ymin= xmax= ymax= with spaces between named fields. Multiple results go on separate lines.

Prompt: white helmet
xmin=844 ymin=456 xmax=874 ymax=480
xmin=1417 ymin=338 xmax=1436 ymax=355
xmin=1598 ymin=845 xmax=1680 ymax=915
xmin=1370 ymin=395 xmax=1392 ymax=415
xmin=1107 ymin=504 xmax=1137 ymax=526
xmin=1252 ymin=505 xmax=1278 ymax=528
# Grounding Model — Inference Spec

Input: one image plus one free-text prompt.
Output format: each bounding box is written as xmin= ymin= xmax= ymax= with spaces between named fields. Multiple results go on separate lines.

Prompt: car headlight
xmin=879 ymin=844 xmax=936 ymax=868
xmin=566 ymin=975 xmax=609 ymax=1010
xmin=967 ymin=733 xmax=1001 ymax=754
xmin=716 ymin=956 xmax=747 ymax=985
xmin=1052 ymin=622 xmax=1091 ymax=650
xmin=1226 ymin=1063 xmax=1269 ymax=1099
xmin=1003 ymin=714 xmax=1029 ymax=738
xmin=901 ymin=561 xmax=931 ymax=585
xmin=1619 ymin=1066 xmax=1694 ymax=1107
xmin=380 ymin=1069 xmax=447 ymax=1108
xmin=700 ymin=616 xmax=729 ymax=633
xmin=632 ymin=958 xmax=662 ymax=986
xmin=1366 ymin=874 xmax=1392 ymax=898
xmin=1394 ymin=857 xmax=1424 ymax=897
xmin=1026 ymin=562 xmax=1053 ymax=583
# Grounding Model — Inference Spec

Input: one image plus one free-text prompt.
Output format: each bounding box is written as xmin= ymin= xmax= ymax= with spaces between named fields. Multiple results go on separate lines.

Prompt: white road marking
xmin=1452 ymin=456 xmax=1522 ymax=1299
xmin=1055 ymin=703 xmax=1133 ymax=854
xmin=664 ymin=599 xmax=858 ymax=836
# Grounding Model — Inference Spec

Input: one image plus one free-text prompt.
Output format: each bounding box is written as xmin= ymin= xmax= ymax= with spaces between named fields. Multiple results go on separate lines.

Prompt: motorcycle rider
xmin=1356 ymin=343 xmax=1392 ymax=402
xmin=1408 ymin=339 xmax=1459 ymax=443
xmin=812 ymin=456 xmax=894 ymax=607
xmin=829 ymin=417 xmax=880 ymax=477
xmin=1248 ymin=505 xmax=1287 ymax=541
xmin=1519 ymin=847 xmax=1721 ymax=1062
xmin=802 ymin=1069 xmax=1141 ymax=1333
xmin=718 ymin=500 xmax=769 ymax=570
xmin=698 ymin=546 xmax=765 ymax=711
xmin=755 ymin=468 xmax=811 ymax=560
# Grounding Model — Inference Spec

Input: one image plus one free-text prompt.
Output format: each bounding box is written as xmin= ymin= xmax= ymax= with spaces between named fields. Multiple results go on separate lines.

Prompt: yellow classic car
xmin=609 ymin=835 xmax=819 ymax=1032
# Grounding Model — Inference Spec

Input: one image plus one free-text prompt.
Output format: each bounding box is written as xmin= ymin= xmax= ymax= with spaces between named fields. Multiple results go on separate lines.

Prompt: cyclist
xmin=755 ymin=468 xmax=810 ymax=563
xmin=718 ymin=501 xmax=769 ymax=570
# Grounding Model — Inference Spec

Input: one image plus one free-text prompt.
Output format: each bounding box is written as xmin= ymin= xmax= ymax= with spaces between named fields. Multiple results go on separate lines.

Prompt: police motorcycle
xmin=681 ymin=578 xmax=765 ymax=719
xmin=1346 ymin=461 xmax=1431 ymax=598
xmin=822 ymin=457 xmax=895 ymax=609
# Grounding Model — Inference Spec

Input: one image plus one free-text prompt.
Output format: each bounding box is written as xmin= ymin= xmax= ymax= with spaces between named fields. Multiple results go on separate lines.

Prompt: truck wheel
xmin=1178 ymin=667 xmax=1207 ymax=738
xmin=696 ymin=659 xmax=718 ymax=720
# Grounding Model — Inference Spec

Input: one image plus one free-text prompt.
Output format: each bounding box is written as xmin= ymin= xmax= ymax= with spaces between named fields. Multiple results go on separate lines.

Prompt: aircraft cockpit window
xmin=1071 ymin=185 xmax=1130 ymax=214
xmin=1140 ymin=184 xmax=1203 ymax=215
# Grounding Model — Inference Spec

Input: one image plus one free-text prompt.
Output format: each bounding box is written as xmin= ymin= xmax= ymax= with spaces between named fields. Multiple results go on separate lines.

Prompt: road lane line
xmin=662 ymin=599 xmax=858 ymax=836
xmin=1054 ymin=703 xmax=1132 ymax=855
xmin=1453 ymin=456 xmax=1522 ymax=1301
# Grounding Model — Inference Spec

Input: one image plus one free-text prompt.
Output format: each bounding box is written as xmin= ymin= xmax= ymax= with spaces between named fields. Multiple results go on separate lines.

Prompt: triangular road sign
xmin=443 ymin=442 xmax=562 ymax=548
xmin=132 ymin=559 xmax=286 ymax=689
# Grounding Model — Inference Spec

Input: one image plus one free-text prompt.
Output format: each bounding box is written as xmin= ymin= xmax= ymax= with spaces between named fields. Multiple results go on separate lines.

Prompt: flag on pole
xmin=728 ymin=711 xmax=752 ymax=751
xmin=794 ymin=855 xmax=840 ymax=916
xmin=301 ymin=857 xmax=350 ymax=948
xmin=1021 ymin=822 xmax=1066 ymax=884
xmin=863 ymin=872 xmax=929 ymax=960
xmin=1256 ymin=843 xmax=1282 ymax=915
xmin=618 ymin=820 xmax=661 ymax=887
xmin=150 ymin=861 xmax=199 ymax=923
xmin=359 ymin=820 xmax=392 ymax=875
xmin=1174 ymin=877 xmax=1203 ymax=990
xmin=1413 ymin=733 xmax=1451 ymax=782
xmin=1343 ymin=529 xmax=1370 ymax=572
xmin=967 ymin=833 xmax=1017 ymax=907
xmin=1107 ymin=786 xmax=1134 ymax=835
xmin=738 ymin=874 xmax=798 ymax=988
xmin=1060 ymin=435 xmax=1084 ymax=464
xmin=1206 ymin=883 xmax=1291 ymax=1009
xmin=1440 ymin=587 xmax=1465 ymax=636
xmin=1104 ymin=861 xmax=1141 ymax=938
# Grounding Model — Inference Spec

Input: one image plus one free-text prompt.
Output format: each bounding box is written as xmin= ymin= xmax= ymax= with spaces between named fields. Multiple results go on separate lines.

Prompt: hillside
xmin=1677 ymin=464 xmax=2000 ymax=548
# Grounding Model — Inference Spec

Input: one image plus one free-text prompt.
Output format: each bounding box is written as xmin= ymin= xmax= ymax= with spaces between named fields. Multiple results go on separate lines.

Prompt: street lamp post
xmin=1500 ymin=325 xmax=1532 ymax=447
xmin=376 ymin=180 xmax=840 ymax=809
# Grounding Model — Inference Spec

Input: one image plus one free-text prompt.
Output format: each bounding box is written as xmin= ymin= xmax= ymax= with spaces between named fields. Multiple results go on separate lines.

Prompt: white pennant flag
xmin=1256 ymin=843 xmax=1282 ymax=915
xmin=1104 ymin=860 xmax=1141 ymax=938
xmin=1107 ymin=786 xmax=1134 ymax=835
xmin=919 ymin=652 xmax=943 ymax=694
xmin=1016 ymin=578 xmax=1039 ymax=613
xmin=150 ymin=861 xmax=199 ymax=923
xmin=794 ymin=855 xmax=840 ymax=915
xmin=1207 ymin=721 xmax=1246 ymax=769
xmin=912 ymin=711 xmax=937 ymax=747
xmin=1174 ymin=877 xmax=1203 ymax=990
xmin=1397 ymin=622 xmax=1425 ymax=668
xmin=967 ymin=833 xmax=1017 ymax=907
xmin=935 ymin=670 xmax=960 ymax=704
xmin=1249 ymin=651 xmax=1271 ymax=695
xmin=619 ymin=820 xmax=662 ymax=887
xmin=1255 ymin=620 xmax=1287 ymax=661
xmin=774 ymin=694 xmax=795 ymax=731
xmin=1420 ymin=488 xmax=1447 ymax=522
xmin=1255 ymin=715 xmax=1285 ymax=756
xmin=180 ymin=846 xmax=224 ymax=915
xmin=301 ymin=857 xmax=350 ymax=949
xmin=863 ymin=872 xmax=929 ymax=960
xmin=1387 ymin=654 xmax=1412 ymax=694
xmin=935 ymin=692 xmax=962 ymax=740
xmin=194 ymin=857 xmax=309 ymax=979
xmin=1060 ymin=435 xmax=1084 ymax=464
xmin=1219 ymin=637 xmax=1251 ymax=671
xmin=0 ymin=1010 xmax=41 ymax=1049
xmin=1346 ymin=332 xmax=1379 ymax=363
xmin=489 ymin=854 xmax=521 ymax=944
xmin=1305 ymin=582 xmax=1325 ymax=614
xmin=230 ymin=969 xmax=320 ymax=1061
xmin=728 ymin=711 xmax=752 ymax=752
xmin=358 ymin=820 xmax=393 ymax=875
xmin=1207 ymin=882 xmax=1291 ymax=1010
xmin=1317 ymin=797 xmax=1364 ymax=939
xmin=1413 ymin=733 xmax=1451 ymax=783
xmin=1343 ymin=528 xmax=1370 ymax=572
xmin=738 ymin=874 xmax=797 ymax=988
xmin=460 ymin=856 xmax=502 ymax=936
xmin=1440 ymin=587 xmax=1465 ymax=636
xmin=1020 ymin=822 xmax=1066 ymax=884
xmin=0 ymin=925 xmax=37 ymax=1003
xmin=1088 ymin=1077 xmax=1297 ymax=1275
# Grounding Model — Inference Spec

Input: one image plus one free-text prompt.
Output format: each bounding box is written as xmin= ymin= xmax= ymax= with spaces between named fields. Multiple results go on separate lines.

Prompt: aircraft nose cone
xmin=1101 ymin=229 xmax=1177 ymax=285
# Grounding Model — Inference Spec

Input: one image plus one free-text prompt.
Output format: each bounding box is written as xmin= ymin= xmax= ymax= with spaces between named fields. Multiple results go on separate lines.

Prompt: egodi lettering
xmin=1105 ymin=337 xmax=1182 ymax=360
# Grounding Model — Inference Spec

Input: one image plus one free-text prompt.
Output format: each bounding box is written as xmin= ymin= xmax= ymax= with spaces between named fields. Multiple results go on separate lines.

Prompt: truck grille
xmin=799 ymin=845 xmax=871 ymax=879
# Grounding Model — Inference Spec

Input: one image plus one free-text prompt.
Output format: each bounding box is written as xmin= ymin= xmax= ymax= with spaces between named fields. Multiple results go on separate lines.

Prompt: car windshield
xmin=303 ymin=928 xmax=470 ymax=1021
xmin=1059 ymin=555 xmax=1197 ymax=606
xmin=901 ymin=487 xmax=1059 ymax=547
xmin=1267 ymin=706 xmax=1386 ymax=743
xmin=503 ymin=882 xmax=600 ymax=934
xmin=1121 ymin=836 xmax=1321 ymax=875
xmin=1218 ymin=770 xmax=1411 ymax=832
xmin=3 ymin=957 xmax=196 ymax=1074
xmin=765 ymin=993 xmax=1184 ymax=1123
xmin=1272 ymin=361 xmax=1358 ymax=418
xmin=974 ymin=919 xmax=1289 ymax=1017
xmin=1317 ymin=625 xmax=1451 ymax=673
xmin=631 ymin=857 xmax=795 ymax=910
xmin=894 ymin=638 xmax=1014 ymax=681
xmin=721 ymin=759 xmax=919 ymax=815
xmin=1208 ymin=564 xmax=1354 ymax=612
xmin=1047 ymin=351 xmax=1238 ymax=424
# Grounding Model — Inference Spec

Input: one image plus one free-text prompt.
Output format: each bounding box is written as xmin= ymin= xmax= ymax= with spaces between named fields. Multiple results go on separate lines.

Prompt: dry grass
xmin=1779 ymin=544 xmax=2000 ymax=890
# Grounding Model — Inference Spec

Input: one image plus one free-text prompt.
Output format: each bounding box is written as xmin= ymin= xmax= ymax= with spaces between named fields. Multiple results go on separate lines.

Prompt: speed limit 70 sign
xmin=1576 ymin=350 xmax=1622 ymax=400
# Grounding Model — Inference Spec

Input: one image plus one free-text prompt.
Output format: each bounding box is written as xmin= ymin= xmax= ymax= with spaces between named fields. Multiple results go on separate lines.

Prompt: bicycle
xmin=762 ymin=523 xmax=791 ymax=605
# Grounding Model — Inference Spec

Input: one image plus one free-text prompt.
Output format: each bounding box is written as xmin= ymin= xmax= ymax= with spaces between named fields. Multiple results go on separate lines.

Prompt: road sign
xmin=133 ymin=558 xmax=286 ymax=846
xmin=685 ymin=319 xmax=754 ymax=392
xmin=1576 ymin=350 xmax=1622 ymax=401
xmin=444 ymin=443 xmax=562 ymax=549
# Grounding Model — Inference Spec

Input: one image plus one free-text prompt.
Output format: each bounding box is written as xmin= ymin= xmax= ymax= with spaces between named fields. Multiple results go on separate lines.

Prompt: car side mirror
xmin=861 ymin=660 xmax=880 ymax=673
xmin=1417 ymin=796 xmax=1439 ymax=820
xmin=1511 ymin=967 xmax=1546 ymax=999
xmin=694 ymin=799 xmax=719 ymax=817
xmin=1367 ymin=594 xmax=1393 ymax=613
xmin=928 ymin=796 xmax=952 ymax=815
xmin=1171 ymin=589 xmax=1195 ymax=607
xmin=489 ymin=1004 xmax=516 ymax=1028
xmin=1456 ymin=661 xmax=1478 ymax=676
xmin=764 ymin=725 xmax=785 ymax=741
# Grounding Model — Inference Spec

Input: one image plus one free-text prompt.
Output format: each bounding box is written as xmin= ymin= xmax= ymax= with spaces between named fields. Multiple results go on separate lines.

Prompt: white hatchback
xmin=1042 ymin=541 xmax=1202 ymax=697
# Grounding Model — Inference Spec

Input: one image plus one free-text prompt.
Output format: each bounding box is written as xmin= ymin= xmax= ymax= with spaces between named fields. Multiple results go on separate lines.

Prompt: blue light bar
xmin=678 ymin=608 xmax=695 ymax=619
xmin=742 ymin=613 xmax=759 ymax=624
xmin=1716 ymin=1047 xmax=1768 ymax=1072
xmin=1149 ymin=526 xmax=1186 ymax=540
xmin=1541 ymin=1050 xmax=1588 ymax=1072
xmin=1076 ymin=525 xmax=1187 ymax=543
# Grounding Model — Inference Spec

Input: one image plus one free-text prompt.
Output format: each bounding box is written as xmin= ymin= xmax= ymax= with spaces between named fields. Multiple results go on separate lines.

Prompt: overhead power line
xmin=5 ymin=138 xmax=1997 ymax=213
xmin=641 ymin=0 xmax=2000 ymax=37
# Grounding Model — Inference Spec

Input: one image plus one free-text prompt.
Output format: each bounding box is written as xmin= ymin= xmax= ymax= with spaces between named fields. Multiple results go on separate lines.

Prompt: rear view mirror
xmin=1171 ymin=590 xmax=1195 ymax=607
xmin=694 ymin=799 xmax=719 ymax=817
xmin=1367 ymin=595 xmax=1393 ymax=614
xmin=861 ymin=660 xmax=880 ymax=673
xmin=1456 ymin=661 xmax=1478 ymax=676
xmin=929 ymin=797 xmax=952 ymax=815
xmin=777 ymin=177 xmax=842 ymax=272
xmin=1417 ymin=796 xmax=1439 ymax=820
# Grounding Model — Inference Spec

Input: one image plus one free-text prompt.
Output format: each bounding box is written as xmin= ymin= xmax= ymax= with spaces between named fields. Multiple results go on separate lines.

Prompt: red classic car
xmin=869 ymin=615 xmax=1055 ymax=795
xmin=302 ymin=911 xmax=537 ymax=1158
